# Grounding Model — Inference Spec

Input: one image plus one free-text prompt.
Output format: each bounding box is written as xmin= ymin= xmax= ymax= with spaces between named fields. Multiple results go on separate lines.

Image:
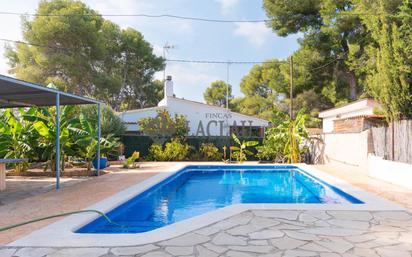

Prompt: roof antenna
xmin=163 ymin=43 xmax=177 ymax=81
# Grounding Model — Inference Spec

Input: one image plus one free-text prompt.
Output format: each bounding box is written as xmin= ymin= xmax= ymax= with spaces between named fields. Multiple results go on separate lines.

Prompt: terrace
xmin=1 ymin=162 xmax=412 ymax=257
xmin=0 ymin=76 xmax=411 ymax=257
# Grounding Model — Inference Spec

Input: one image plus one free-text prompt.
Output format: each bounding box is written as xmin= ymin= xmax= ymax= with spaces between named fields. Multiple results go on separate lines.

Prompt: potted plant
xmin=92 ymin=155 xmax=108 ymax=170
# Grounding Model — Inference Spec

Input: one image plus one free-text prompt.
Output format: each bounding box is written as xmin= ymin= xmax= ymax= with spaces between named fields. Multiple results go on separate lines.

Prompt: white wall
xmin=321 ymin=130 xmax=371 ymax=171
xmin=119 ymin=97 xmax=268 ymax=136
xmin=322 ymin=118 xmax=334 ymax=133
xmin=321 ymin=107 xmax=375 ymax=133
xmin=339 ymin=108 xmax=374 ymax=118
xmin=120 ymin=107 xmax=164 ymax=132
xmin=166 ymin=98 xmax=267 ymax=136
xmin=368 ymin=155 xmax=412 ymax=189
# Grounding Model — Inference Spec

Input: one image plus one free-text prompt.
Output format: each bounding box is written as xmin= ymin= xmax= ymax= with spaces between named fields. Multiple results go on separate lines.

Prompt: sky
xmin=0 ymin=0 xmax=301 ymax=102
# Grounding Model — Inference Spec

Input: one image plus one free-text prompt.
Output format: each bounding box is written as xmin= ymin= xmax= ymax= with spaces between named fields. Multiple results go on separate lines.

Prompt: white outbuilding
xmin=318 ymin=99 xmax=381 ymax=133
xmin=119 ymin=76 xmax=269 ymax=137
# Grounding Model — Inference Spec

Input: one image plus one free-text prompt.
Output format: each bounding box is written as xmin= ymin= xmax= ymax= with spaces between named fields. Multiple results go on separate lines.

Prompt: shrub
xmin=199 ymin=143 xmax=222 ymax=161
xmin=149 ymin=144 xmax=166 ymax=161
xmin=230 ymin=133 xmax=258 ymax=163
xmin=256 ymin=109 xmax=309 ymax=163
xmin=80 ymin=105 xmax=126 ymax=138
xmin=139 ymin=110 xmax=189 ymax=144
xmin=123 ymin=151 xmax=140 ymax=168
xmin=149 ymin=139 xmax=190 ymax=161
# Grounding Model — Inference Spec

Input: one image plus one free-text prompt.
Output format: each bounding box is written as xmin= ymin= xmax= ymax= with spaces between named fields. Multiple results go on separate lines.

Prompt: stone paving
xmin=0 ymin=177 xmax=89 ymax=206
xmin=3 ymin=209 xmax=412 ymax=257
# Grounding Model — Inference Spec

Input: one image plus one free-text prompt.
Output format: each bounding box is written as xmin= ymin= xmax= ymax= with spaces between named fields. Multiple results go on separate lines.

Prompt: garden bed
xmin=6 ymin=168 xmax=109 ymax=177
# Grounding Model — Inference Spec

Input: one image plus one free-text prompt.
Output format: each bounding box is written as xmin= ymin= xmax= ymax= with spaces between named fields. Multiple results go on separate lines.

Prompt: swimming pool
xmin=77 ymin=165 xmax=362 ymax=234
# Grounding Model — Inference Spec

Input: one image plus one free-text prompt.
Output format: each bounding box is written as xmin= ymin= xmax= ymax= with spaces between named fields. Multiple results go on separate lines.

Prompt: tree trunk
xmin=337 ymin=70 xmax=358 ymax=100
xmin=347 ymin=71 xmax=357 ymax=100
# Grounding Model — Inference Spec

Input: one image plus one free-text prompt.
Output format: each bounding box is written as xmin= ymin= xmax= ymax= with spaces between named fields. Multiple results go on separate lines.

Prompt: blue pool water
xmin=77 ymin=165 xmax=363 ymax=233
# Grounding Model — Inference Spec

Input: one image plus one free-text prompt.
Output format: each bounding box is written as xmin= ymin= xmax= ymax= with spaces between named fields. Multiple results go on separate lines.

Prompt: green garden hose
xmin=0 ymin=209 xmax=124 ymax=232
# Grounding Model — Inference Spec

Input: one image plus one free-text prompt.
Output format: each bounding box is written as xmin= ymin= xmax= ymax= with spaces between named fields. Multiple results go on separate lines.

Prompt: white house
xmin=119 ymin=76 xmax=269 ymax=137
xmin=318 ymin=99 xmax=381 ymax=133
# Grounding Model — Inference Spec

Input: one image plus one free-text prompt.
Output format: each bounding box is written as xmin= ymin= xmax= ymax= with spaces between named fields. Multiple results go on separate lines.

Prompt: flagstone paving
xmin=3 ymin=210 xmax=412 ymax=257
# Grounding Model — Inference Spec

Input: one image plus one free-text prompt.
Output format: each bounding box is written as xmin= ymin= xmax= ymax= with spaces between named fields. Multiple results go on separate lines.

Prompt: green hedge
xmin=121 ymin=135 xmax=263 ymax=161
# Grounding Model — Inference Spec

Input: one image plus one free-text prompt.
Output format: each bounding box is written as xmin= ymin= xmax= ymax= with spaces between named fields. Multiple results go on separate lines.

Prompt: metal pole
xmin=163 ymin=46 xmax=166 ymax=82
xmin=97 ymin=103 xmax=101 ymax=176
xmin=391 ymin=121 xmax=395 ymax=161
xmin=289 ymin=56 xmax=294 ymax=119
xmin=226 ymin=61 xmax=230 ymax=109
xmin=55 ymin=93 xmax=60 ymax=190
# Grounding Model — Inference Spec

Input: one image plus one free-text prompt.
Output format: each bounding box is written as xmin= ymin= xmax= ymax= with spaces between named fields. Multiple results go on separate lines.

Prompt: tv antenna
xmin=163 ymin=43 xmax=177 ymax=81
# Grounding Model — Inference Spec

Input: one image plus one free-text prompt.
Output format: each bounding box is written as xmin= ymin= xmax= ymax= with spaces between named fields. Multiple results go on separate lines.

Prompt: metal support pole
xmin=226 ymin=61 xmax=230 ymax=109
xmin=97 ymin=103 xmax=101 ymax=176
xmin=391 ymin=121 xmax=395 ymax=161
xmin=289 ymin=56 xmax=294 ymax=119
xmin=55 ymin=93 xmax=60 ymax=190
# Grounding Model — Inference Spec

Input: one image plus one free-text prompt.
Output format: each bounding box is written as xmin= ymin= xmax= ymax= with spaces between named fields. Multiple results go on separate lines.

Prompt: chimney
xmin=164 ymin=75 xmax=174 ymax=98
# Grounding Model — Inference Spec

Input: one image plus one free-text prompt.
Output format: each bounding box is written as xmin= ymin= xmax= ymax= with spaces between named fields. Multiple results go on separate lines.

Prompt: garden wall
xmin=368 ymin=155 xmax=412 ymax=189
xmin=371 ymin=120 xmax=412 ymax=164
xmin=121 ymin=135 xmax=263 ymax=160
xmin=317 ymin=130 xmax=373 ymax=171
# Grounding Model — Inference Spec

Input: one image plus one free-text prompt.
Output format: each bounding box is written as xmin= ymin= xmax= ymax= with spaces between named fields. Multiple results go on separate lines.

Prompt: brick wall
xmin=333 ymin=117 xmax=365 ymax=133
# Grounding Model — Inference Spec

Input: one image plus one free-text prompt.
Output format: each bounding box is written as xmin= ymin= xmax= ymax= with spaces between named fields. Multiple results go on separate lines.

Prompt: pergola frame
xmin=0 ymin=75 xmax=102 ymax=189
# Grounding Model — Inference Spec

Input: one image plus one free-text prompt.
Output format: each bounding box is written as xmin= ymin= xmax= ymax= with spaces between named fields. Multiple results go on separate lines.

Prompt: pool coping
xmin=8 ymin=163 xmax=404 ymax=247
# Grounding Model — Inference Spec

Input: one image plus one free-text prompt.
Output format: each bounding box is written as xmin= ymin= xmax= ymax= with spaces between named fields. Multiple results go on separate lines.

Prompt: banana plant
xmin=75 ymin=114 xmax=119 ymax=171
xmin=258 ymin=109 xmax=309 ymax=163
xmin=0 ymin=108 xmax=34 ymax=173
xmin=23 ymin=106 xmax=80 ymax=172
xmin=283 ymin=110 xmax=309 ymax=163
xmin=230 ymin=133 xmax=258 ymax=163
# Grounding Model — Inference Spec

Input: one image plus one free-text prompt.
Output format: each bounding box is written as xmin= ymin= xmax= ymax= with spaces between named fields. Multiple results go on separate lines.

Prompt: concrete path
xmin=0 ymin=163 xmax=173 ymax=245
xmin=0 ymin=177 xmax=89 ymax=206
xmin=315 ymin=163 xmax=412 ymax=212
xmin=2 ymin=209 xmax=412 ymax=256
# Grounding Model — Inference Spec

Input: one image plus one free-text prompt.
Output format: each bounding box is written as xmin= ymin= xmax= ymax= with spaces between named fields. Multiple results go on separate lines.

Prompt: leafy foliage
xmin=203 ymin=80 xmax=233 ymax=107
xmin=0 ymin=106 xmax=121 ymax=172
xmin=257 ymin=110 xmax=309 ymax=163
xmin=139 ymin=110 xmax=189 ymax=143
xmin=149 ymin=139 xmax=191 ymax=161
xmin=74 ymin=114 xmax=120 ymax=171
xmin=24 ymin=106 xmax=80 ymax=171
xmin=230 ymin=134 xmax=259 ymax=163
xmin=0 ymin=109 xmax=34 ymax=173
xmin=5 ymin=0 xmax=164 ymax=111
xmin=199 ymin=143 xmax=222 ymax=161
xmin=356 ymin=0 xmax=412 ymax=121
xmin=259 ymin=0 xmax=412 ymax=122
xmin=80 ymin=105 xmax=126 ymax=137
xmin=225 ymin=0 xmax=412 ymax=123
xmin=123 ymin=151 xmax=140 ymax=169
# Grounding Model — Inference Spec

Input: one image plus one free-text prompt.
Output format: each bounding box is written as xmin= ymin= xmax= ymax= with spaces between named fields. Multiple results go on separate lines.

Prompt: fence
xmin=121 ymin=135 xmax=264 ymax=160
xmin=371 ymin=120 xmax=412 ymax=164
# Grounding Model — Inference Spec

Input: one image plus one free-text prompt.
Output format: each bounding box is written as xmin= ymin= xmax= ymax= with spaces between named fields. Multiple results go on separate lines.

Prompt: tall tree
xmin=5 ymin=0 xmax=164 ymax=111
xmin=203 ymin=80 xmax=233 ymax=107
xmin=356 ymin=0 xmax=412 ymax=120
xmin=235 ymin=59 xmax=288 ymax=120
xmin=263 ymin=0 xmax=370 ymax=100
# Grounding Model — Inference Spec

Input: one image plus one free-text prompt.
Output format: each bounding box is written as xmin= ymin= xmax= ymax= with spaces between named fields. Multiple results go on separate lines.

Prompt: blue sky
xmin=0 ymin=0 xmax=301 ymax=102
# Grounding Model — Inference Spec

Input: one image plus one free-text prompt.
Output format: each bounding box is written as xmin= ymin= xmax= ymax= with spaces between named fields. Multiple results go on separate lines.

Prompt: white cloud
xmin=85 ymin=0 xmax=152 ymax=28
xmin=233 ymin=22 xmax=271 ymax=47
xmin=155 ymin=63 xmax=219 ymax=102
xmin=152 ymin=44 xmax=164 ymax=57
xmin=215 ymin=0 xmax=239 ymax=13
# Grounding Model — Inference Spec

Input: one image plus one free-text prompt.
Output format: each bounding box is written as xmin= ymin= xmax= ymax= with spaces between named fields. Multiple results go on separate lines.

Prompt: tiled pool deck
xmin=3 ymin=210 xmax=412 ymax=256
xmin=1 ymin=162 xmax=412 ymax=256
